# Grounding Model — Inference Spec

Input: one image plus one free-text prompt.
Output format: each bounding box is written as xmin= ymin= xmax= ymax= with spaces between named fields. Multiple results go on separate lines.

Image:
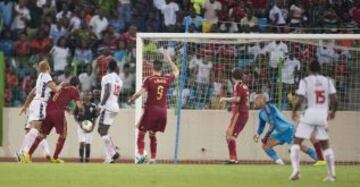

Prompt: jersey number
xmin=315 ymin=90 xmax=325 ymax=104
xmin=156 ymin=85 xmax=164 ymax=100
xmin=113 ymin=85 xmax=121 ymax=96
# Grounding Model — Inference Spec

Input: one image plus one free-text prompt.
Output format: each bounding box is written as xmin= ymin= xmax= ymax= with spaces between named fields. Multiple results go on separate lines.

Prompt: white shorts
xmin=98 ymin=109 xmax=117 ymax=126
xmin=77 ymin=125 xmax=93 ymax=144
xmin=295 ymin=122 xmax=329 ymax=140
xmin=28 ymin=100 xmax=47 ymax=122
xmin=25 ymin=116 xmax=31 ymax=129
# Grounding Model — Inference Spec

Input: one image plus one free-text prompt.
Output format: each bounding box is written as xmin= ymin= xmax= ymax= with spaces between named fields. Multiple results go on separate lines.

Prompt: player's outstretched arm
xmin=328 ymin=94 xmax=338 ymax=120
xmin=292 ymin=95 xmax=305 ymax=121
xmin=48 ymin=81 xmax=63 ymax=93
xmin=128 ymin=88 xmax=147 ymax=104
xmin=219 ymin=96 xmax=241 ymax=103
xmin=164 ymin=53 xmax=179 ymax=78
xmin=20 ymin=88 xmax=36 ymax=115
xmin=100 ymin=84 xmax=111 ymax=107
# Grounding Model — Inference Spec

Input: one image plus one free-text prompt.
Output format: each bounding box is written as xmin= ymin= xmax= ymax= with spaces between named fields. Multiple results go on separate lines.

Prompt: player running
xmin=128 ymin=53 xmax=179 ymax=164
xmin=289 ymin=61 xmax=338 ymax=181
xmin=18 ymin=61 xmax=64 ymax=161
xmin=25 ymin=77 xmax=83 ymax=163
xmin=220 ymin=68 xmax=249 ymax=164
xmin=74 ymin=91 xmax=99 ymax=163
xmin=98 ymin=59 xmax=123 ymax=163
xmin=253 ymin=94 xmax=319 ymax=165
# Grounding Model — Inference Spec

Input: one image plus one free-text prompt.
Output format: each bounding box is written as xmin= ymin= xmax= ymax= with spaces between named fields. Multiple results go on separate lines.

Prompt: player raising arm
xmin=289 ymin=61 xmax=338 ymax=181
xmin=128 ymin=53 xmax=179 ymax=164
xmin=219 ymin=68 xmax=249 ymax=164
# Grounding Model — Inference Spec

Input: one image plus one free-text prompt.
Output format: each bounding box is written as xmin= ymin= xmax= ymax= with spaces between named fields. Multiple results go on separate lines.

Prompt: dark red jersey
xmin=231 ymin=82 xmax=250 ymax=113
xmin=143 ymin=74 xmax=175 ymax=108
xmin=47 ymin=86 xmax=80 ymax=112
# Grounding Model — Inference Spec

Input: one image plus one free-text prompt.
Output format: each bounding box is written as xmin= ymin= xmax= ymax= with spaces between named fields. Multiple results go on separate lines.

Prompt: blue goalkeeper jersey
xmin=257 ymin=103 xmax=294 ymax=135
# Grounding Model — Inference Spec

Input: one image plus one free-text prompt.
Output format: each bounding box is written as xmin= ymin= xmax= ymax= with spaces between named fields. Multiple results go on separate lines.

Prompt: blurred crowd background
xmin=0 ymin=0 xmax=359 ymax=110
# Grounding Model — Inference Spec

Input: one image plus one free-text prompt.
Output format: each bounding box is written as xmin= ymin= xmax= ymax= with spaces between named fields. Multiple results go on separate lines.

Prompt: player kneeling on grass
xmin=219 ymin=68 xmax=249 ymax=164
xmin=129 ymin=53 xmax=179 ymax=164
xmin=26 ymin=77 xmax=84 ymax=163
xmin=74 ymin=91 xmax=99 ymax=163
xmin=253 ymin=94 xmax=319 ymax=165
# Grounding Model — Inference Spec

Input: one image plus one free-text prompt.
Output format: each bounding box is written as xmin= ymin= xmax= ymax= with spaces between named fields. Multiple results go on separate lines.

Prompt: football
xmin=81 ymin=120 xmax=94 ymax=132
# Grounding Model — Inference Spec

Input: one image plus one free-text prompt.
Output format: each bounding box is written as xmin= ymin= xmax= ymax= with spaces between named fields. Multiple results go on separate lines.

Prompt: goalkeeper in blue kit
xmin=253 ymin=94 xmax=319 ymax=165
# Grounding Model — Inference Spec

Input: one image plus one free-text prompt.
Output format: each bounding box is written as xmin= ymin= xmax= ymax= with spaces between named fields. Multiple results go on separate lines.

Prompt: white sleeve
xmin=296 ymin=79 xmax=306 ymax=96
xmin=102 ymin=75 xmax=112 ymax=85
xmin=328 ymin=78 xmax=336 ymax=94
xmin=43 ymin=73 xmax=53 ymax=83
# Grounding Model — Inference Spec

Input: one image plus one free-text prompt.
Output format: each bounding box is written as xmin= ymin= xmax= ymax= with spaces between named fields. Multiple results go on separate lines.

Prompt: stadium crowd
xmin=0 ymin=0 xmax=356 ymax=109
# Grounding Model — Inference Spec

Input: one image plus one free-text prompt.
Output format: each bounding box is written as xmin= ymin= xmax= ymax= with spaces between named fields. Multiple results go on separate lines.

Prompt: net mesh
xmin=141 ymin=38 xmax=360 ymax=111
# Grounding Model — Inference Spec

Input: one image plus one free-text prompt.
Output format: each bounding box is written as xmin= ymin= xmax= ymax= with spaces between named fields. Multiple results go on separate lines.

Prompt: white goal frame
xmin=135 ymin=33 xmax=360 ymax=162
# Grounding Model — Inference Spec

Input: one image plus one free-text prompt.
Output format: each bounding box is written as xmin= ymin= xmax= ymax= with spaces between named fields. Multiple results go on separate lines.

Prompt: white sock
xmin=323 ymin=148 xmax=336 ymax=177
xmin=23 ymin=128 xmax=39 ymax=152
xmin=18 ymin=133 xmax=28 ymax=153
xmin=39 ymin=139 xmax=50 ymax=157
xmin=290 ymin=144 xmax=301 ymax=172
xmin=101 ymin=135 xmax=116 ymax=158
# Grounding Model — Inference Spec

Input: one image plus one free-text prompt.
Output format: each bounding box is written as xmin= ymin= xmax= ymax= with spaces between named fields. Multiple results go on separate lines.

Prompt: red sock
xmin=137 ymin=132 xmax=145 ymax=155
xmin=227 ymin=139 xmax=237 ymax=160
xmin=149 ymin=135 xmax=157 ymax=159
xmin=53 ymin=137 xmax=66 ymax=159
xmin=28 ymin=136 xmax=43 ymax=156
xmin=313 ymin=142 xmax=324 ymax=161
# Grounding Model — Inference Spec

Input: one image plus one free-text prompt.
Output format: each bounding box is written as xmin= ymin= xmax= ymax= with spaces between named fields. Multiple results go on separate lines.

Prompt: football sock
xmin=85 ymin=144 xmax=91 ymax=160
xmin=324 ymin=148 xmax=336 ymax=177
xmin=53 ymin=136 xmax=66 ymax=159
xmin=101 ymin=135 xmax=116 ymax=158
xmin=28 ymin=136 xmax=43 ymax=156
xmin=313 ymin=142 xmax=324 ymax=161
xmin=137 ymin=133 xmax=145 ymax=155
xmin=264 ymin=148 xmax=279 ymax=161
xmin=23 ymin=128 xmax=39 ymax=152
xmin=40 ymin=139 xmax=50 ymax=157
xmin=149 ymin=135 xmax=157 ymax=159
xmin=305 ymin=148 xmax=318 ymax=161
xmin=227 ymin=139 xmax=237 ymax=160
xmin=79 ymin=143 xmax=85 ymax=161
xmin=290 ymin=145 xmax=301 ymax=172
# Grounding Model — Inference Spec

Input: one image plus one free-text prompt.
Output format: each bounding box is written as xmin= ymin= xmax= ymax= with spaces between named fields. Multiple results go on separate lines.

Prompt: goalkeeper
xmin=253 ymin=94 xmax=319 ymax=165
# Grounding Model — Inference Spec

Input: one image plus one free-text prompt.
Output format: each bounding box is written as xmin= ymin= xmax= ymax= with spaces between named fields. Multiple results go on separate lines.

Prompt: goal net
xmin=135 ymin=33 xmax=360 ymax=164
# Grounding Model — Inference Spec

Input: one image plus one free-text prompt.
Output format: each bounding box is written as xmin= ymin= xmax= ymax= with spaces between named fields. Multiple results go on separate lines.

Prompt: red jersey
xmin=47 ymin=86 xmax=80 ymax=111
xmin=231 ymin=82 xmax=250 ymax=113
xmin=143 ymin=74 xmax=175 ymax=108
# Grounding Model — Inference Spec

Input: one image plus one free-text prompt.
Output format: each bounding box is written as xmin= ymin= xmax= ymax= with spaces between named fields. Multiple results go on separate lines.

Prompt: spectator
xmin=145 ymin=10 xmax=162 ymax=32
xmin=109 ymin=8 xmax=126 ymax=33
xmin=27 ymin=0 xmax=43 ymax=35
xmin=78 ymin=64 xmax=96 ymax=92
xmin=192 ymin=0 xmax=206 ymax=14
xmin=119 ymin=63 xmax=135 ymax=107
xmin=269 ymin=0 xmax=286 ymax=32
xmin=11 ymin=0 xmax=31 ymax=33
xmin=154 ymin=0 xmax=166 ymax=10
xmin=202 ymin=0 xmax=222 ymax=32
xmin=15 ymin=32 xmax=31 ymax=64
xmin=69 ymin=9 xmax=82 ymax=32
xmin=0 ymin=30 xmax=15 ymax=57
xmin=264 ymin=40 xmax=288 ymax=70
xmin=56 ymin=4 xmax=72 ymax=21
xmin=240 ymin=9 xmax=258 ymax=33
xmin=49 ymin=20 xmax=68 ymax=44
xmin=50 ymin=36 xmax=71 ymax=73
xmin=161 ymin=0 xmax=180 ymax=32
xmin=322 ymin=9 xmax=339 ymax=33
xmin=22 ymin=70 xmax=37 ymax=95
xmin=305 ymin=0 xmax=326 ymax=30
xmin=57 ymin=65 xmax=73 ymax=82
xmin=89 ymin=9 xmax=109 ymax=39
xmin=289 ymin=0 xmax=304 ymax=28
xmin=281 ymin=53 xmax=301 ymax=90
xmin=0 ymin=0 xmax=14 ymax=29
xmin=229 ymin=0 xmax=246 ymax=30
xmin=70 ymin=22 xmax=97 ymax=47
xmin=74 ymin=41 xmax=93 ymax=66
xmin=351 ymin=1 xmax=360 ymax=26
xmin=157 ymin=41 xmax=176 ymax=58
xmin=30 ymin=30 xmax=52 ymax=58
xmin=121 ymin=25 xmax=137 ymax=47
xmin=316 ymin=44 xmax=335 ymax=64
xmin=114 ymin=40 xmax=128 ymax=68
xmin=118 ymin=0 xmax=132 ymax=27
xmin=183 ymin=8 xmax=204 ymax=32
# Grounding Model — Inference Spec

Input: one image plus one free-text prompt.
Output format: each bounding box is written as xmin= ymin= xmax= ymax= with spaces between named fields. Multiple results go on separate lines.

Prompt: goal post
xmin=135 ymin=33 xmax=360 ymax=163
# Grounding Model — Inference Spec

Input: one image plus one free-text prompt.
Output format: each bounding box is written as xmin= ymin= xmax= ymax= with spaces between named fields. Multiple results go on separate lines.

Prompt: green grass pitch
xmin=0 ymin=163 xmax=359 ymax=187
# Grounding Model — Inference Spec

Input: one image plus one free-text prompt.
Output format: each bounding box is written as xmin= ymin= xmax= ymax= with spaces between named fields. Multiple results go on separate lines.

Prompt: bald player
xmin=19 ymin=61 xmax=65 ymax=162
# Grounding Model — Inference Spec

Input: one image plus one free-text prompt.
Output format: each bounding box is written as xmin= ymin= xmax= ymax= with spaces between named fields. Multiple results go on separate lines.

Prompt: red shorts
xmin=41 ymin=109 xmax=67 ymax=135
xmin=227 ymin=112 xmax=249 ymax=138
xmin=138 ymin=106 xmax=167 ymax=133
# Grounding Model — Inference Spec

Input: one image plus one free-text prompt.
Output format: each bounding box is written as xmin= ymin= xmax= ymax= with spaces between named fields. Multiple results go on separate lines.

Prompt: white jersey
xmin=296 ymin=74 xmax=336 ymax=126
xmin=34 ymin=72 xmax=53 ymax=102
xmin=101 ymin=72 xmax=123 ymax=112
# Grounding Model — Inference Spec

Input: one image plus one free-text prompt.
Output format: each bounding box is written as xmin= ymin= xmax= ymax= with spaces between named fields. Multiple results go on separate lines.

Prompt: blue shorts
xmin=271 ymin=127 xmax=294 ymax=145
